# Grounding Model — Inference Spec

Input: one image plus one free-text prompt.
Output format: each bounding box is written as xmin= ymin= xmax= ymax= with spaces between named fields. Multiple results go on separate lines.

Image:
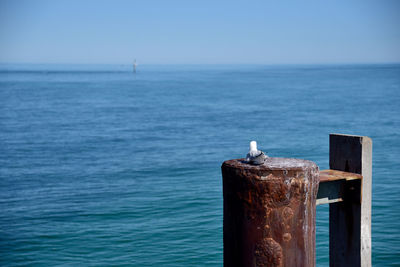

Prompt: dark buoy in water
xmin=246 ymin=141 xmax=268 ymax=165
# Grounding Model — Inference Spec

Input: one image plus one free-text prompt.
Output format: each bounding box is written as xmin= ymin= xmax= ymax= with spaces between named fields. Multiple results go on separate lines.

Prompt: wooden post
xmin=221 ymin=158 xmax=319 ymax=267
xmin=329 ymin=134 xmax=372 ymax=267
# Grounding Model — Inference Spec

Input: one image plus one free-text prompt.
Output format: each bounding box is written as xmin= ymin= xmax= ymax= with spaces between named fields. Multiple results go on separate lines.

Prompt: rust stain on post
xmin=222 ymin=158 xmax=319 ymax=267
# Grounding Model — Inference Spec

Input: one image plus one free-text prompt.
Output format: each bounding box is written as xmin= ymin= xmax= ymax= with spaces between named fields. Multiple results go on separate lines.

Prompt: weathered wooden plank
xmin=361 ymin=136 xmax=372 ymax=267
xmin=329 ymin=134 xmax=372 ymax=267
xmin=320 ymin=169 xmax=362 ymax=182
xmin=317 ymin=170 xmax=362 ymax=206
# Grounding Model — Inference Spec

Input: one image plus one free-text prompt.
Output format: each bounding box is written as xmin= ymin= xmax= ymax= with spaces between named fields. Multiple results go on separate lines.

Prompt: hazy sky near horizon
xmin=0 ymin=0 xmax=399 ymax=64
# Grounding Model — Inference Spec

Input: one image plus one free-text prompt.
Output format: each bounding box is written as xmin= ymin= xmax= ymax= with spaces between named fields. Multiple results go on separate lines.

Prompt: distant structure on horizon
xmin=133 ymin=59 xmax=137 ymax=73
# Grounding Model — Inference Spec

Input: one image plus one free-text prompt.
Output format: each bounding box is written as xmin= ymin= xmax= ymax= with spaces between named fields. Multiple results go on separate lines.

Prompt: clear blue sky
xmin=0 ymin=0 xmax=399 ymax=64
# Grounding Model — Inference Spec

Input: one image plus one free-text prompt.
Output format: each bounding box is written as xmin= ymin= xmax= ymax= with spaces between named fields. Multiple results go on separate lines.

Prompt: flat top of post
xmin=222 ymin=157 xmax=317 ymax=171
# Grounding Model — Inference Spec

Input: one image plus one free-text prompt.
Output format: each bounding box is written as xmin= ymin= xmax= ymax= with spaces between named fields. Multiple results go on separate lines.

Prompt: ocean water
xmin=0 ymin=64 xmax=399 ymax=266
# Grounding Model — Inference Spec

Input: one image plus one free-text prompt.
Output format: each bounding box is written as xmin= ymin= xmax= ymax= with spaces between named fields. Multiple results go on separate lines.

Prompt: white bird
xmin=246 ymin=141 xmax=268 ymax=165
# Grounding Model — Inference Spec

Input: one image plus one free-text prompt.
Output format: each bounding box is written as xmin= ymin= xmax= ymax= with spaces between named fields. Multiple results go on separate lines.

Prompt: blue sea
xmin=0 ymin=64 xmax=399 ymax=266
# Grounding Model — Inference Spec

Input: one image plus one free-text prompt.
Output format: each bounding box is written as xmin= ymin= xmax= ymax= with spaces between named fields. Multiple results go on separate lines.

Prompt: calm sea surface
xmin=0 ymin=64 xmax=399 ymax=266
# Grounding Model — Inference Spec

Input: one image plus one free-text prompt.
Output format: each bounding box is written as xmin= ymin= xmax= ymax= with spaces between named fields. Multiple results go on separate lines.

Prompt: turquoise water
xmin=0 ymin=64 xmax=399 ymax=266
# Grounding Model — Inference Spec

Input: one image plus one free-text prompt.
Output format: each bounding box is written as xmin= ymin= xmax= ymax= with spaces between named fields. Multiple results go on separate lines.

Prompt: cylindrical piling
xmin=221 ymin=158 xmax=319 ymax=267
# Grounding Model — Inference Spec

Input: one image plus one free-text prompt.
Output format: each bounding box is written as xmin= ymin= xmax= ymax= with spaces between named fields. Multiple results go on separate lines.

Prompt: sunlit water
xmin=1 ymin=64 xmax=399 ymax=266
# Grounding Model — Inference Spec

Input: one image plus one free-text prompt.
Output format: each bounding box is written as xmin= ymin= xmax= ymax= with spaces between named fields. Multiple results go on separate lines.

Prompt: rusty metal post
xmin=222 ymin=158 xmax=319 ymax=267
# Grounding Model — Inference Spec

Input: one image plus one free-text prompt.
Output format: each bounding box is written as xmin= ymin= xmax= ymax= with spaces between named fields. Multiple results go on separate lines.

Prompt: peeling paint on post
xmin=221 ymin=158 xmax=319 ymax=267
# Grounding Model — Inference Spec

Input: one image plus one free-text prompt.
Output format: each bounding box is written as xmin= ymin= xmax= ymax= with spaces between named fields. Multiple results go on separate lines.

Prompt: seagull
xmin=246 ymin=141 xmax=268 ymax=165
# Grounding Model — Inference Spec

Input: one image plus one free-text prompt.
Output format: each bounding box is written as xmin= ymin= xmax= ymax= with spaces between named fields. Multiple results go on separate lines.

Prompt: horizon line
xmin=1 ymin=61 xmax=400 ymax=66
